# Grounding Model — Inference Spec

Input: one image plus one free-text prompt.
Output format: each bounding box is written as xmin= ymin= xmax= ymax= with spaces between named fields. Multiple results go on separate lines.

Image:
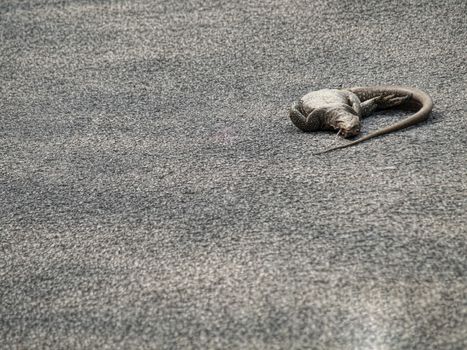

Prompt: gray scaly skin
xmin=289 ymin=85 xmax=433 ymax=154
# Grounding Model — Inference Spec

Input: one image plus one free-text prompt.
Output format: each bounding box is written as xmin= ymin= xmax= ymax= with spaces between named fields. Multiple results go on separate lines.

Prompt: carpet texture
xmin=1 ymin=0 xmax=466 ymax=349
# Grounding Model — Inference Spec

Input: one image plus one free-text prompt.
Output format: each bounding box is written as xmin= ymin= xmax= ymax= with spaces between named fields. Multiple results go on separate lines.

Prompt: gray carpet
xmin=1 ymin=0 xmax=466 ymax=349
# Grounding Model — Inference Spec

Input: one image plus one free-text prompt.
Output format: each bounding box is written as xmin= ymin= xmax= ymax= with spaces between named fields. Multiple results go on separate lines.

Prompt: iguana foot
xmin=377 ymin=94 xmax=411 ymax=108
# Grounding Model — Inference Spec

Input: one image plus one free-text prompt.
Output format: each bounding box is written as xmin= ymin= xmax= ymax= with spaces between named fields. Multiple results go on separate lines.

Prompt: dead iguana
xmin=289 ymin=85 xmax=433 ymax=154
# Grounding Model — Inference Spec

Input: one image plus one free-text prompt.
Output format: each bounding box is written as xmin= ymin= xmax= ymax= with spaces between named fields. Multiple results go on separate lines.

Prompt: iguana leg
xmin=289 ymin=101 xmax=322 ymax=131
xmin=377 ymin=94 xmax=412 ymax=109
xmin=347 ymin=92 xmax=362 ymax=117
xmin=360 ymin=97 xmax=380 ymax=117
xmin=360 ymin=94 xmax=412 ymax=116
xmin=289 ymin=101 xmax=307 ymax=130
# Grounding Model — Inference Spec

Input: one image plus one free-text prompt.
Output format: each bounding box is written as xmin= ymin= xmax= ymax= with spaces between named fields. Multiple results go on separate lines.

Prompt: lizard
xmin=288 ymin=85 xmax=433 ymax=154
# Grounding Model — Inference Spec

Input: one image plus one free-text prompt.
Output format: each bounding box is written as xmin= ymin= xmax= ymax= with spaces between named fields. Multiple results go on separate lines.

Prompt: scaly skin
xmin=289 ymin=85 xmax=433 ymax=154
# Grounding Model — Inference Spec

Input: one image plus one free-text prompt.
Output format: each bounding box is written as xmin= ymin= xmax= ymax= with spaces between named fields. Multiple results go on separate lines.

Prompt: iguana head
xmin=331 ymin=105 xmax=361 ymax=138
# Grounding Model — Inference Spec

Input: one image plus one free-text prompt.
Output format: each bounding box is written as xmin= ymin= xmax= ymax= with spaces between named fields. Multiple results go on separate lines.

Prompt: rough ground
xmin=1 ymin=0 xmax=466 ymax=349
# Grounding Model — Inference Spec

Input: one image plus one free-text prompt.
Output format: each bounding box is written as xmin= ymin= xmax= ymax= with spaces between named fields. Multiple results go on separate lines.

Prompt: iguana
xmin=289 ymin=85 xmax=433 ymax=154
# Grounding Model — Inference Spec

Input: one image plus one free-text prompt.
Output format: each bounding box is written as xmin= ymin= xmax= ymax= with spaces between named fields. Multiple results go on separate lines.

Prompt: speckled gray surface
xmin=1 ymin=0 xmax=466 ymax=349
